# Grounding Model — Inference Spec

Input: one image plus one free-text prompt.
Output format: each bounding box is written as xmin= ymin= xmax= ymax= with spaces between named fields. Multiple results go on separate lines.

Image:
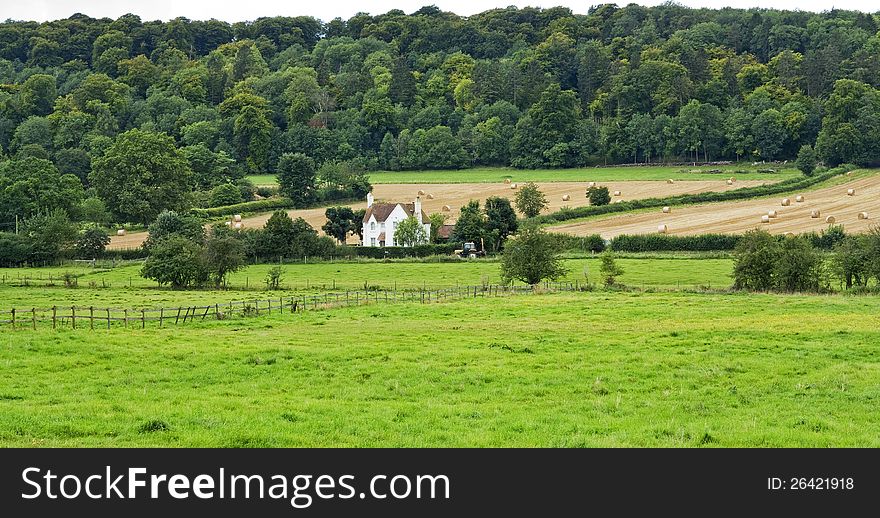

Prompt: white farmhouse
xmin=361 ymin=193 xmax=431 ymax=247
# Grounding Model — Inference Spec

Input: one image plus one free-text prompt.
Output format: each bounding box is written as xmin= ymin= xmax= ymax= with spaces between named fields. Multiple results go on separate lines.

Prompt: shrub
xmin=599 ymin=250 xmax=624 ymax=287
xmin=75 ymin=227 xmax=110 ymax=259
xmin=210 ymin=183 xmax=244 ymax=207
xmin=796 ymin=144 xmax=817 ymax=176
xmin=611 ymin=233 xmax=740 ymax=252
xmin=732 ymin=229 xmax=780 ymax=291
xmin=501 ymin=225 xmax=568 ymax=285
xmin=587 ymin=185 xmax=611 ymax=206
xmin=774 ymin=236 xmax=822 ymax=292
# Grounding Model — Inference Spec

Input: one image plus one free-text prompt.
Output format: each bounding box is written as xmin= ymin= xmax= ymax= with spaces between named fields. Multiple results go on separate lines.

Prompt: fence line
xmin=0 ymin=281 xmax=586 ymax=332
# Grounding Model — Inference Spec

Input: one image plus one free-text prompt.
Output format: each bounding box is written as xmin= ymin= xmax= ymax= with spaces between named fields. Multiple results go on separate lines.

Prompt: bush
xmin=599 ymin=250 xmax=624 ymax=286
xmin=547 ymin=233 xmax=606 ymax=252
xmin=796 ymin=144 xmax=817 ymax=176
xmin=611 ymin=233 xmax=740 ymax=252
xmin=75 ymin=227 xmax=110 ymax=259
xmin=587 ymin=185 xmax=611 ymax=206
xmin=210 ymin=183 xmax=244 ymax=207
xmin=732 ymin=229 xmax=781 ymax=291
xmin=500 ymin=226 xmax=568 ymax=285
xmin=774 ymin=236 xmax=822 ymax=292
xmin=0 ymin=232 xmax=32 ymax=266
xmin=194 ymin=198 xmax=295 ymax=218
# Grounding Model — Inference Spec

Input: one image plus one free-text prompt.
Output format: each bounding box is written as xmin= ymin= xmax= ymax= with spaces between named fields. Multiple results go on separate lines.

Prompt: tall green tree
xmin=90 ymin=129 xmax=193 ymax=225
xmin=277 ymin=153 xmax=317 ymax=208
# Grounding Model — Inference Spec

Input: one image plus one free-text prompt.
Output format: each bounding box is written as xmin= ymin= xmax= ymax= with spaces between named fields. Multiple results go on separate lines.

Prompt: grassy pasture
xmin=1 ymin=290 xmax=878 ymax=447
xmin=0 ymin=257 xmax=733 ymax=309
xmin=247 ymin=165 xmax=797 ymax=186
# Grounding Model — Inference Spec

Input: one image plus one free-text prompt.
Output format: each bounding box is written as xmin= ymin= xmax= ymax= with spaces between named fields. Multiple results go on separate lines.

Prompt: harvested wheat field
xmin=548 ymin=172 xmax=880 ymax=239
xmin=108 ymin=179 xmax=771 ymax=249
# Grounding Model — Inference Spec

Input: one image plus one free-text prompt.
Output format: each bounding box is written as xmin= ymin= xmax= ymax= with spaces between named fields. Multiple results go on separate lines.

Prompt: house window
xmin=380 ymin=222 xmax=385 ymax=230
xmin=370 ymin=238 xmax=377 ymax=246
xmin=370 ymin=222 xmax=376 ymax=231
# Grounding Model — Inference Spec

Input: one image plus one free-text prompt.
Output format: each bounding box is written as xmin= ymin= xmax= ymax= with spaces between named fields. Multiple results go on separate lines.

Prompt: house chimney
xmin=414 ymin=196 xmax=422 ymax=224
xmin=367 ymin=192 xmax=374 ymax=208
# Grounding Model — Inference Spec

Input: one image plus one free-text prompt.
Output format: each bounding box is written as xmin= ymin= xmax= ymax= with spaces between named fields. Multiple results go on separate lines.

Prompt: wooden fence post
xmin=71 ymin=307 xmax=76 ymax=329
xmin=124 ymin=309 xmax=128 ymax=328
xmin=31 ymin=308 xmax=36 ymax=330
xmin=159 ymin=308 xmax=164 ymax=327
xmin=175 ymin=308 xmax=181 ymax=324
xmin=52 ymin=306 xmax=56 ymax=329
xmin=89 ymin=306 xmax=94 ymax=330
xmin=106 ymin=308 xmax=111 ymax=329
xmin=10 ymin=308 xmax=14 ymax=329
xmin=141 ymin=309 xmax=145 ymax=329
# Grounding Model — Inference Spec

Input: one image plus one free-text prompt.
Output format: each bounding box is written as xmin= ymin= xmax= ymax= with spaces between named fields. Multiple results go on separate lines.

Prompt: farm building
xmin=361 ymin=193 xmax=431 ymax=247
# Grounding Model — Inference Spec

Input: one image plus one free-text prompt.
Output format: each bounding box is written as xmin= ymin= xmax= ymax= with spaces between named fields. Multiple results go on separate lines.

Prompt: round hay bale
xmin=441 ymin=205 xmax=451 ymax=212
xmin=562 ymin=194 xmax=570 ymax=201
xmin=783 ymin=232 xmax=795 ymax=237
xmin=825 ymin=215 xmax=836 ymax=224
xmin=224 ymin=221 xmax=231 ymax=226
xmin=657 ymin=224 xmax=668 ymax=234
xmin=761 ymin=215 xmax=770 ymax=223
xmin=233 ymin=214 xmax=242 ymax=222
xmin=846 ymin=171 xmax=852 ymax=176
xmin=768 ymin=210 xmax=778 ymax=218
xmin=858 ymin=211 xmax=869 ymax=220
xmin=504 ymin=178 xmax=511 ymax=184
xmin=666 ymin=179 xmax=674 ymax=184
xmin=116 ymin=229 xmax=126 ymax=236
xmin=511 ymin=183 xmax=518 ymax=189
xmin=726 ymin=179 xmax=733 ymax=185
xmin=426 ymin=193 xmax=434 ymax=199
xmin=233 ymin=222 xmax=243 ymax=229
xmin=729 ymin=177 xmax=736 ymax=183
xmin=417 ymin=189 xmax=426 ymax=196
xmin=662 ymin=206 xmax=671 ymax=214
xmin=613 ymin=190 xmax=621 ymax=196
xmin=847 ymin=188 xmax=855 ymax=196
xmin=587 ymin=181 xmax=596 ymax=188
xmin=781 ymin=198 xmax=791 ymax=206
xmin=795 ymin=195 xmax=804 ymax=202
xmin=810 ymin=209 xmax=821 ymax=218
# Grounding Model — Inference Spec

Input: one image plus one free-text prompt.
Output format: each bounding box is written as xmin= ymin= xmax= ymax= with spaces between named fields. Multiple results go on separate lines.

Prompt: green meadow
xmin=0 ymin=256 xmax=733 ymax=309
xmin=247 ymin=164 xmax=797 ymax=186
xmin=1 ymin=290 xmax=878 ymax=447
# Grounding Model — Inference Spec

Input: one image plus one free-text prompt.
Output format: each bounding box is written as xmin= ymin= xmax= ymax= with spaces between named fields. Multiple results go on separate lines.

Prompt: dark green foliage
xmin=210 ymin=183 xmax=244 ymax=207
xmin=500 ymin=225 xmax=568 ymax=285
xmin=203 ymin=227 xmax=246 ymax=287
xmin=143 ymin=210 xmax=205 ymax=251
xmin=515 ymin=182 xmax=548 ymax=218
xmin=548 ymin=233 xmax=606 ymax=253
xmin=322 ymin=206 xmax=357 ymax=243
xmin=90 ymin=129 xmax=193 ymax=225
xmin=733 ymin=230 xmax=781 ymax=291
xmin=277 ymin=153 xmax=317 ymax=208
xmin=796 ymin=144 xmax=817 ymax=176
xmin=611 ymin=234 xmax=741 ymax=252
xmin=0 ymin=157 xmax=84 ymax=222
xmin=587 ymin=186 xmax=611 ymax=206
xmin=484 ymin=196 xmax=518 ymax=252
xmin=450 ymin=200 xmax=486 ymax=245
xmin=20 ymin=210 xmax=78 ymax=264
xmin=774 ymin=236 xmax=823 ymax=292
xmin=75 ymin=227 xmax=110 ymax=259
xmin=141 ymin=235 xmax=208 ymax=289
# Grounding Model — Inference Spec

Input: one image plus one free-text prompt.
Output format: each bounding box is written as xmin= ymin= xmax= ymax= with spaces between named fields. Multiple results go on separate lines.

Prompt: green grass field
xmin=247 ymin=165 xmax=797 ymax=186
xmin=2 ymin=290 xmax=878 ymax=447
xmin=0 ymin=256 xmax=733 ymax=309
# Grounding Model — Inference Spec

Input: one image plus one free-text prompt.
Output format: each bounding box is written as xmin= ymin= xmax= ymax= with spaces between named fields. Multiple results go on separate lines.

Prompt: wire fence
xmin=0 ymin=281 xmax=586 ymax=331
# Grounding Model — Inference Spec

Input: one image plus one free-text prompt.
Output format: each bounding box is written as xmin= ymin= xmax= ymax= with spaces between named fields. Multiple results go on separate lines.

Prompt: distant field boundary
xmin=0 ymin=282 xmax=584 ymax=331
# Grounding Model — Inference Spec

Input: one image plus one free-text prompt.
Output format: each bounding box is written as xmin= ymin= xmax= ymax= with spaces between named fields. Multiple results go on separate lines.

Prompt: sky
xmin=4 ymin=1 xmax=875 ymax=23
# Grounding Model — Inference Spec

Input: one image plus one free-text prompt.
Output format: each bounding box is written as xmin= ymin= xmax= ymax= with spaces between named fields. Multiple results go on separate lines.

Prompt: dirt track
xmin=549 ymin=174 xmax=880 ymax=238
xmin=108 ymin=179 xmax=771 ymax=249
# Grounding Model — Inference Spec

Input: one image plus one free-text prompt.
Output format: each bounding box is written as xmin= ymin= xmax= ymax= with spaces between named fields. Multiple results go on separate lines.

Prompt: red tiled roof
xmin=437 ymin=224 xmax=454 ymax=239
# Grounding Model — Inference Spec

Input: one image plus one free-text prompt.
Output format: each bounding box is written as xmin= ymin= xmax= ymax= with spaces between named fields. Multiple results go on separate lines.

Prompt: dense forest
xmin=1 ymin=3 xmax=880 ymax=233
